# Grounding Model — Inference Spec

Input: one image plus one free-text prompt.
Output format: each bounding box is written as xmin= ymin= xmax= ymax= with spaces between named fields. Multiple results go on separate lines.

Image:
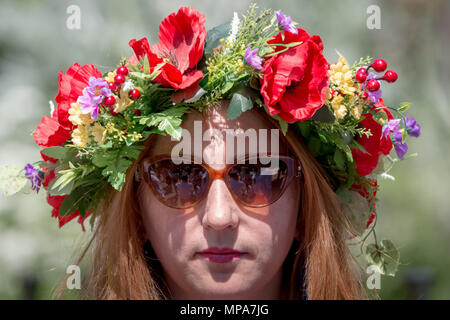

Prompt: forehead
xmin=147 ymin=103 xmax=289 ymax=158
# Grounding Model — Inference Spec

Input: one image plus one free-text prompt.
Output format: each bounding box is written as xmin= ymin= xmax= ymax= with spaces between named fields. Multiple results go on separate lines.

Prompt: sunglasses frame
xmin=139 ymin=152 xmax=303 ymax=209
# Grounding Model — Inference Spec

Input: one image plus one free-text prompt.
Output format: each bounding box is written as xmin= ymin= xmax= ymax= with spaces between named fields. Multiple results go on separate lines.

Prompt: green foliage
xmin=138 ymin=106 xmax=190 ymax=141
xmin=227 ymin=93 xmax=253 ymax=120
xmin=92 ymin=145 xmax=143 ymax=190
xmin=366 ymin=240 xmax=400 ymax=277
xmin=203 ymin=4 xmax=277 ymax=101
xmin=351 ymin=56 xmax=373 ymax=69
xmin=204 ymin=22 xmax=231 ymax=59
xmin=397 ymin=102 xmax=412 ymax=113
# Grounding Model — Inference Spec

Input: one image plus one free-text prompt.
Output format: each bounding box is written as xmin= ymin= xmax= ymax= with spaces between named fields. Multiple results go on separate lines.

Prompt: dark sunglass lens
xmin=228 ymin=158 xmax=289 ymax=206
xmin=147 ymin=160 xmax=209 ymax=208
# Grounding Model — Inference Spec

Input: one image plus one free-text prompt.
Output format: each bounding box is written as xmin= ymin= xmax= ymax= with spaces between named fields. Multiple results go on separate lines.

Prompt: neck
xmin=165 ymin=267 xmax=284 ymax=300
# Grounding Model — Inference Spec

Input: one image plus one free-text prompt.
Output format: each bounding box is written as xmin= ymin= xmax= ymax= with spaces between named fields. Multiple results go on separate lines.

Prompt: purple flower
xmin=363 ymin=73 xmax=382 ymax=103
xmin=244 ymin=45 xmax=264 ymax=71
xmin=382 ymin=119 xmax=401 ymax=138
xmin=24 ymin=164 xmax=43 ymax=193
xmin=275 ymin=11 xmax=298 ymax=34
xmin=392 ymin=130 xmax=408 ymax=159
xmin=79 ymin=77 xmax=112 ymax=121
xmin=403 ymin=114 xmax=421 ymax=138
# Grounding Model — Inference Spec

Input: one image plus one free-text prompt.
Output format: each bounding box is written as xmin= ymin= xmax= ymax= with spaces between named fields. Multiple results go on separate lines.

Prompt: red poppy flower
xmin=351 ymin=113 xmax=393 ymax=176
xmin=129 ymin=7 xmax=206 ymax=90
xmin=260 ymin=28 xmax=330 ymax=123
xmin=34 ymin=63 xmax=101 ymax=149
xmin=34 ymin=115 xmax=71 ymax=147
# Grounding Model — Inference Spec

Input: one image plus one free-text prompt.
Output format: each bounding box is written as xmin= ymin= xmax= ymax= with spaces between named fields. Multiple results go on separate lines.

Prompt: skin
xmin=138 ymin=103 xmax=301 ymax=299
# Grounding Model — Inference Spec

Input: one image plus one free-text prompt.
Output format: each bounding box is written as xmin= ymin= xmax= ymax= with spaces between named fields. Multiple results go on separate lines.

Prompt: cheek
xmin=260 ymin=179 xmax=301 ymax=258
xmin=139 ymin=186 xmax=193 ymax=262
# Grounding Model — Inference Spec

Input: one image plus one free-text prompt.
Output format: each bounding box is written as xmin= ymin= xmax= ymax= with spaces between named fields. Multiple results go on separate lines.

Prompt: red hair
xmin=54 ymin=104 xmax=364 ymax=299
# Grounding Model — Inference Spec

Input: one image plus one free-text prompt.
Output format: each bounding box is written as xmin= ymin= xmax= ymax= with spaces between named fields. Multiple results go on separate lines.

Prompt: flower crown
xmin=0 ymin=5 xmax=421 ymax=276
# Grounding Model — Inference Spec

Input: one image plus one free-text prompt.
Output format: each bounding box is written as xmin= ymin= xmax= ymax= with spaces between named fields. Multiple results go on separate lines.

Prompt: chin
xmin=190 ymin=286 xmax=255 ymax=300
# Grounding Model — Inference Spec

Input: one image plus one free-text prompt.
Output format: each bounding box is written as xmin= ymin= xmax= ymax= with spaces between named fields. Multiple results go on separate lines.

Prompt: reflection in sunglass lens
xmin=228 ymin=158 xmax=288 ymax=206
xmin=147 ymin=160 xmax=209 ymax=208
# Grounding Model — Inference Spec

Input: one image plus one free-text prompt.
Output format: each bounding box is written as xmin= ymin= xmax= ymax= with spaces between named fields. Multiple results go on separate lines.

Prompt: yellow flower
xmin=105 ymin=71 xmax=117 ymax=83
xmin=331 ymin=95 xmax=348 ymax=119
xmin=350 ymin=104 xmax=363 ymax=120
xmin=92 ymin=122 xmax=106 ymax=145
xmin=328 ymin=56 xmax=357 ymax=96
xmin=68 ymin=103 xmax=93 ymax=126
xmin=72 ymin=124 xmax=90 ymax=147
xmin=113 ymin=90 xmax=132 ymax=113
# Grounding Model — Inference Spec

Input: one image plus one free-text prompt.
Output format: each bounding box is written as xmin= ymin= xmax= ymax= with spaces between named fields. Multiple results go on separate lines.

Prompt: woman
xmin=2 ymin=5 xmax=419 ymax=301
xmin=63 ymin=101 xmax=364 ymax=300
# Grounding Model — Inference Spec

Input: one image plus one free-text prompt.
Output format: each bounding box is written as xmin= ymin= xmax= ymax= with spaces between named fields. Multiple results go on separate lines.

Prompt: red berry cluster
xmin=355 ymin=59 xmax=398 ymax=99
xmin=102 ymin=65 xmax=141 ymax=116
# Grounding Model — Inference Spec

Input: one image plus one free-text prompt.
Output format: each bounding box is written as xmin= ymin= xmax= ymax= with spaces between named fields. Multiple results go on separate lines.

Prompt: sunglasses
xmin=140 ymin=153 xmax=302 ymax=209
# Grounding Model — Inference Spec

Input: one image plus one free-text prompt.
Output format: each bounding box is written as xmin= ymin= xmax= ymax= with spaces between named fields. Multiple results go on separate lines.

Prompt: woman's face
xmin=139 ymin=104 xmax=301 ymax=299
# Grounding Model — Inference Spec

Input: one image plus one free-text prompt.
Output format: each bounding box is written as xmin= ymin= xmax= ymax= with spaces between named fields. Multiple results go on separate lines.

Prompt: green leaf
xmin=350 ymin=140 xmax=368 ymax=155
xmin=41 ymin=146 xmax=70 ymax=160
xmin=319 ymin=142 xmax=334 ymax=156
xmin=48 ymin=170 xmax=76 ymax=195
xmin=401 ymin=129 xmax=407 ymax=142
xmin=341 ymin=130 xmax=354 ymax=145
xmin=397 ymin=102 xmax=411 ymax=113
xmin=333 ymin=149 xmax=346 ymax=170
xmin=307 ymin=136 xmax=321 ymax=157
xmin=342 ymin=145 xmax=354 ymax=162
xmin=129 ymin=71 xmax=151 ymax=81
xmin=48 ymin=178 xmax=74 ymax=196
xmin=296 ymin=121 xmax=311 ymax=138
xmin=318 ymin=132 xmax=328 ymax=143
xmin=92 ymin=146 xmax=141 ymax=190
xmin=336 ymin=185 xmax=351 ymax=203
xmin=204 ymin=22 xmax=231 ymax=58
xmin=346 ymin=165 xmax=355 ymax=188
xmin=143 ymin=56 xmax=150 ymax=74
xmin=380 ymin=240 xmax=400 ymax=276
xmin=365 ymin=240 xmax=400 ymax=277
xmin=221 ymin=80 xmax=234 ymax=94
xmin=158 ymin=117 xmax=183 ymax=141
xmin=59 ymin=186 xmax=94 ymax=217
xmin=227 ymin=93 xmax=253 ymax=120
xmin=198 ymin=75 xmax=209 ymax=89
xmin=275 ymin=116 xmax=288 ymax=136
xmin=310 ymin=105 xmax=335 ymax=123
xmin=139 ymin=107 xmax=189 ymax=141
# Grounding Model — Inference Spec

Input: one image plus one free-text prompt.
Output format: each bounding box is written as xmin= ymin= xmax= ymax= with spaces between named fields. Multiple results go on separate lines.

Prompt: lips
xmin=196 ymin=247 xmax=246 ymax=263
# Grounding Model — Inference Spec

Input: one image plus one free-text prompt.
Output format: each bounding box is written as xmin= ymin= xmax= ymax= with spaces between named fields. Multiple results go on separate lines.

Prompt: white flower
xmin=227 ymin=12 xmax=240 ymax=44
xmin=121 ymin=79 xmax=134 ymax=92
xmin=0 ymin=165 xmax=28 ymax=196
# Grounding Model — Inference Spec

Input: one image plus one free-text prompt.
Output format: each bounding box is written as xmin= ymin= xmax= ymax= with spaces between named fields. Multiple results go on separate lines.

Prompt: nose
xmin=202 ymin=178 xmax=239 ymax=230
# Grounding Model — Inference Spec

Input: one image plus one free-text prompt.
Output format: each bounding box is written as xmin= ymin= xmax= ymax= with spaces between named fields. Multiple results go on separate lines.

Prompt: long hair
xmin=54 ymin=105 xmax=365 ymax=300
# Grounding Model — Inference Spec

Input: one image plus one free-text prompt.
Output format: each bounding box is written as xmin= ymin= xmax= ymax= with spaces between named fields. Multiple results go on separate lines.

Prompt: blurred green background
xmin=0 ymin=0 xmax=448 ymax=299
